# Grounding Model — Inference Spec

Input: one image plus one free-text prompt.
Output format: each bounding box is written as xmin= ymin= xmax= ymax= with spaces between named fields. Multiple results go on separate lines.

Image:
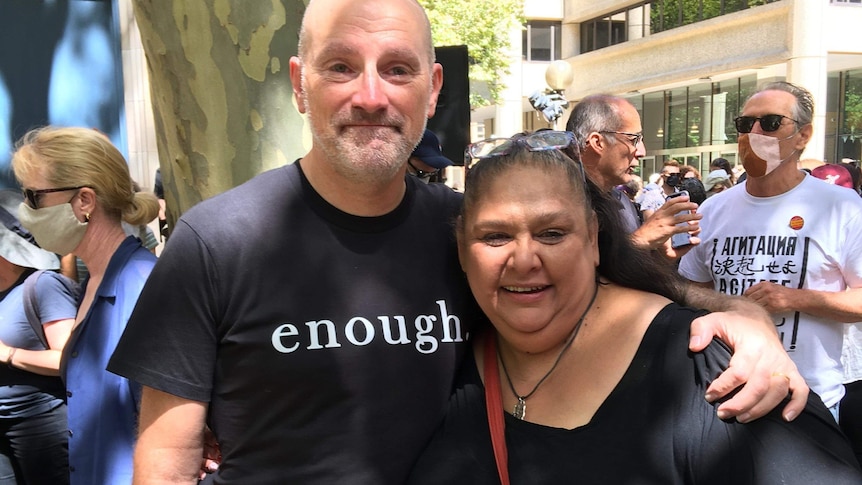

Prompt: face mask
xmin=665 ymin=173 xmax=680 ymax=188
xmin=17 ymin=202 xmax=88 ymax=255
xmin=738 ymin=132 xmax=798 ymax=178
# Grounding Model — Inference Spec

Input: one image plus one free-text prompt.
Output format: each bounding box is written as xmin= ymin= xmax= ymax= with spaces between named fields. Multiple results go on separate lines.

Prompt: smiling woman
xmin=407 ymin=132 xmax=862 ymax=484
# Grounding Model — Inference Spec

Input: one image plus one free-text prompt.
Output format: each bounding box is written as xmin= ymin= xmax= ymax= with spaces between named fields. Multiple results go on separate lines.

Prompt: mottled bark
xmin=133 ymin=0 xmax=308 ymax=221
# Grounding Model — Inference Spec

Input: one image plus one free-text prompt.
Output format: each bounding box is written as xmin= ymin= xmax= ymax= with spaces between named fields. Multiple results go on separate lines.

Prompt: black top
xmin=408 ymin=304 xmax=862 ymax=484
xmin=109 ymin=163 xmax=478 ymax=484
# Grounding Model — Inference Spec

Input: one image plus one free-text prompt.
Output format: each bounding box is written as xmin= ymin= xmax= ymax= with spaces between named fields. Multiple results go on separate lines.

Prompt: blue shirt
xmin=62 ymin=237 xmax=156 ymax=485
xmin=0 ymin=271 xmax=78 ymax=417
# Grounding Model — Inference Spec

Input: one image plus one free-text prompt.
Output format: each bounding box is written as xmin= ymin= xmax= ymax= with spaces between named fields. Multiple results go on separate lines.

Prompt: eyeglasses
xmin=464 ymin=130 xmax=585 ymax=181
xmin=733 ymin=114 xmax=799 ymax=133
xmin=22 ymin=186 xmax=86 ymax=209
xmin=407 ymin=160 xmax=439 ymax=180
xmin=599 ymin=131 xmax=643 ymax=149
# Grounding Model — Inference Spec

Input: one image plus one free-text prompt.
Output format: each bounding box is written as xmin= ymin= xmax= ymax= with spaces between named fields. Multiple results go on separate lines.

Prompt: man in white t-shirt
xmin=679 ymin=82 xmax=862 ymax=441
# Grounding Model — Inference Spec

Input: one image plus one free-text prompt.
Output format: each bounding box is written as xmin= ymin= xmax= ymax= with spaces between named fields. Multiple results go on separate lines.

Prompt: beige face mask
xmin=738 ymin=132 xmax=798 ymax=178
xmin=17 ymin=202 xmax=88 ymax=255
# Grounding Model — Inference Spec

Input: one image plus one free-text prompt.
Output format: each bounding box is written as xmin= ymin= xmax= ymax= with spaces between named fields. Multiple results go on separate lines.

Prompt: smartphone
xmin=666 ymin=190 xmax=692 ymax=249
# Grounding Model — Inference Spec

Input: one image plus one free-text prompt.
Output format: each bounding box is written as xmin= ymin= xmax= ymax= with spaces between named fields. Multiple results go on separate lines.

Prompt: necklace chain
xmin=497 ymin=283 xmax=599 ymax=420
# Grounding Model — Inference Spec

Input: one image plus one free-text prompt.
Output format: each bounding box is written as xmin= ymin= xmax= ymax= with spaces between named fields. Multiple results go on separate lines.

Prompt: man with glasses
xmin=566 ymin=94 xmax=700 ymax=257
xmin=566 ymin=92 xmax=811 ymax=418
xmin=680 ymin=82 xmax=862 ymax=463
xmin=407 ymin=129 xmax=452 ymax=183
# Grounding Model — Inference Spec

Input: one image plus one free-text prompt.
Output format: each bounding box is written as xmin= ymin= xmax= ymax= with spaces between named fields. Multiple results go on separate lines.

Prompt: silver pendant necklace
xmin=498 ymin=283 xmax=599 ymax=420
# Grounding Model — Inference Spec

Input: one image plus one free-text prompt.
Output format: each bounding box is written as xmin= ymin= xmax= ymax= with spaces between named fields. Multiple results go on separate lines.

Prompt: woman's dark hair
xmin=840 ymin=162 xmax=861 ymax=192
xmin=710 ymin=157 xmax=736 ymax=184
xmin=460 ymin=136 xmax=686 ymax=303
xmin=680 ymin=178 xmax=707 ymax=205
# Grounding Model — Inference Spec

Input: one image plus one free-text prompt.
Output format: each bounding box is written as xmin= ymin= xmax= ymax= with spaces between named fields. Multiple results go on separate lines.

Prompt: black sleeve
xmin=686 ymin=338 xmax=862 ymax=484
xmin=107 ymin=217 xmax=220 ymax=402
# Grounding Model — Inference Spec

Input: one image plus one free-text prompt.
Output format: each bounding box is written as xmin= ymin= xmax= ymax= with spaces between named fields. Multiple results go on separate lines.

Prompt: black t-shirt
xmin=109 ymin=162 xmax=477 ymax=484
xmin=408 ymin=304 xmax=862 ymax=484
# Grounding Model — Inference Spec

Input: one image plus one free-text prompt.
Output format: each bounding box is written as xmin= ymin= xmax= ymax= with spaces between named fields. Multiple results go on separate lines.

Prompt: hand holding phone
xmin=666 ymin=190 xmax=693 ymax=249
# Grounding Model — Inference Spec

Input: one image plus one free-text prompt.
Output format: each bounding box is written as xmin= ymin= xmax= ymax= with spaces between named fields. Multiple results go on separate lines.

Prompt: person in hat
xmin=811 ymin=163 xmax=854 ymax=189
xmin=0 ymin=189 xmax=78 ymax=484
xmin=408 ymin=129 xmax=454 ymax=183
xmin=703 ymin=169 xmax=732 ymax=198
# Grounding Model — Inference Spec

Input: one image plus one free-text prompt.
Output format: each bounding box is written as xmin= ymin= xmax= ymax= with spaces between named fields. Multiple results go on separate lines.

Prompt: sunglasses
xmin=600 ymin=131 xmax=643 ymax=149
xmin=733 ymin=114 xmax=799 ymax=133
xmin=407 ymin=160 xmax=439 ymax=180
xmin=22 ymin=186 xmax=86 ymax=209
xmin=466 ymin=130 xmax=577 ymax=161
xmin=464 ymin=130 xmax=585 ymax=180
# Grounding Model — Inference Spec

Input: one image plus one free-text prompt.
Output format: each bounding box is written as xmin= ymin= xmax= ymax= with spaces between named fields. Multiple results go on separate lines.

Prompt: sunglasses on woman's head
xmin=733 ymin=114 xmax=799 ymax=133
xmin=465 ymin=131 xmax=577 ymax=161
xmin=464 ymin=130 xmax=585 ymax=181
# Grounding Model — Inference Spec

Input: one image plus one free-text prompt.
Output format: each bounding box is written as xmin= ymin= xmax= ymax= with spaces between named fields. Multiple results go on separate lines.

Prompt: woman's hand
xmin=199 ymin=425 xmax=221 ymax=479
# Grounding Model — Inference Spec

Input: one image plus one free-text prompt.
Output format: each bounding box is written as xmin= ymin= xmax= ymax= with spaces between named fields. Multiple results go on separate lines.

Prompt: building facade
xmin=476 ymin=0 xmax=862 ymax=179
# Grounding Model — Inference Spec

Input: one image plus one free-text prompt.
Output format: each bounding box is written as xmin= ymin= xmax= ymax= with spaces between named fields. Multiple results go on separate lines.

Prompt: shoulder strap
xmin=23 ymin=270 xmax=49 ymax=349
xmin=483 ymin=333 xmax=510 ymax=485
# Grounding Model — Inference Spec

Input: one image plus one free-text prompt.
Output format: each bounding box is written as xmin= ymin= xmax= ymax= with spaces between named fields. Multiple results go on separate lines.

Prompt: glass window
xmin=825 ymin=71 xmax=840 ymax=163
xmin=688 ymin=83 xmax=712 ymax=147
xmin=840 ymin=69 xmax=862 ymax=161
xmin=642 ymin=91 xmax=666 ymax=150
xmin=666 ymin=88 xmax=688 ymax=149
xmin=718 ymin=78 xmax=740 ymax=144
xmin=523 ymin=21 xmax=561 ymax=61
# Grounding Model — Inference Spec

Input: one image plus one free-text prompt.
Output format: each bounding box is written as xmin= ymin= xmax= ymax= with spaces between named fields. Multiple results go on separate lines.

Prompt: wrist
xmin=6 ymin=347 xmax=16 ymax=368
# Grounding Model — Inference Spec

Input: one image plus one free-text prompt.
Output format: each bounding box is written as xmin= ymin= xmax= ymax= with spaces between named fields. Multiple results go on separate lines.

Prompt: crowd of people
xmin=0 ymin=0 xmax=859 ymax=483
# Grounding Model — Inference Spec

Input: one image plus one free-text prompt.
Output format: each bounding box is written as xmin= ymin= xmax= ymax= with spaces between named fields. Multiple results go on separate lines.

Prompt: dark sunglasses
xmin=464 ymin=130 xmax=585 ymax=180
xmin=599 ymin=130 xmax=643 ymax=149
xmin=22 ymin=186 xmax=86 ymax=209
xmin=407 ymin=160 xmax=439 ymax=180
xmin=733 ymin=114 xmax=799 ymax=133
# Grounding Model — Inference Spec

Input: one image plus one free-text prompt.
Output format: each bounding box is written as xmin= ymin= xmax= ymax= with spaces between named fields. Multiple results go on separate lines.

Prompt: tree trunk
xmin=132 ymin=0 xmax=308 ymax=225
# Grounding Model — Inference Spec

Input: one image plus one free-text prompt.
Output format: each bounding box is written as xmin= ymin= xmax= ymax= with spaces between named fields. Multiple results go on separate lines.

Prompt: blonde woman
xmin=11 ymin=127 xmax=159 ymax=485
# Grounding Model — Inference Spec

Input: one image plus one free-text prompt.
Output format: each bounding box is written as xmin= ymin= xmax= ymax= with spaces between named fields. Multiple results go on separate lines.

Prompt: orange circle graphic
xmin=789 ymin=216 xmax=804 ymax=230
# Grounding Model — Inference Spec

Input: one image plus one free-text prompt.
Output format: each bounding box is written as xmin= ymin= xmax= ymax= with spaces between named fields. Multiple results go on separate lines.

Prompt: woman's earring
xmin=84 ymin=213 xmax=90 ymax=222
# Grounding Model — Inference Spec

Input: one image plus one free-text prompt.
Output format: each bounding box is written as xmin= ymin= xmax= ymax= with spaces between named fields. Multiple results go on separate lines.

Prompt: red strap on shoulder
xmin=483 ymin=333 xmax=510 ymax=485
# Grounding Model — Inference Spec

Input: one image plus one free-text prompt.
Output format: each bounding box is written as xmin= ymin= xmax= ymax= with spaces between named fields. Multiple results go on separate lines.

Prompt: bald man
xmin=109 ymin=1 xmax=468 ymax=483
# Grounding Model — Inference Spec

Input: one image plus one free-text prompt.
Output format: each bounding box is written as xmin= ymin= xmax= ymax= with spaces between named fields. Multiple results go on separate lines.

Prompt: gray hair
xmin=755 ymin=81 xmax=814 ymax=126
xmin=566 ymin=94 xmax=626 ymax=148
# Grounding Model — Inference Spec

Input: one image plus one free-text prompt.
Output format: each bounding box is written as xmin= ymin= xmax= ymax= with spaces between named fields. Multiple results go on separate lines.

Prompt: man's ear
xmin=796 ymin=123 xmax=813 ymax=151
xmin=584 ymin=132 xmax=604 ymax=153
xmin=426 ymin=62 xmax=444 ymax=119
xmin=289 ymin=56 xmax=307 ymax=114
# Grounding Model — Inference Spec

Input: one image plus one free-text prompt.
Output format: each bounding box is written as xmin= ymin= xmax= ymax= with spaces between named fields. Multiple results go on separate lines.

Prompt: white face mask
xmin=739 ymin=132 xmax=798 ymax=178
xmin=17 ymin=202 xmax=88 ymax=255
